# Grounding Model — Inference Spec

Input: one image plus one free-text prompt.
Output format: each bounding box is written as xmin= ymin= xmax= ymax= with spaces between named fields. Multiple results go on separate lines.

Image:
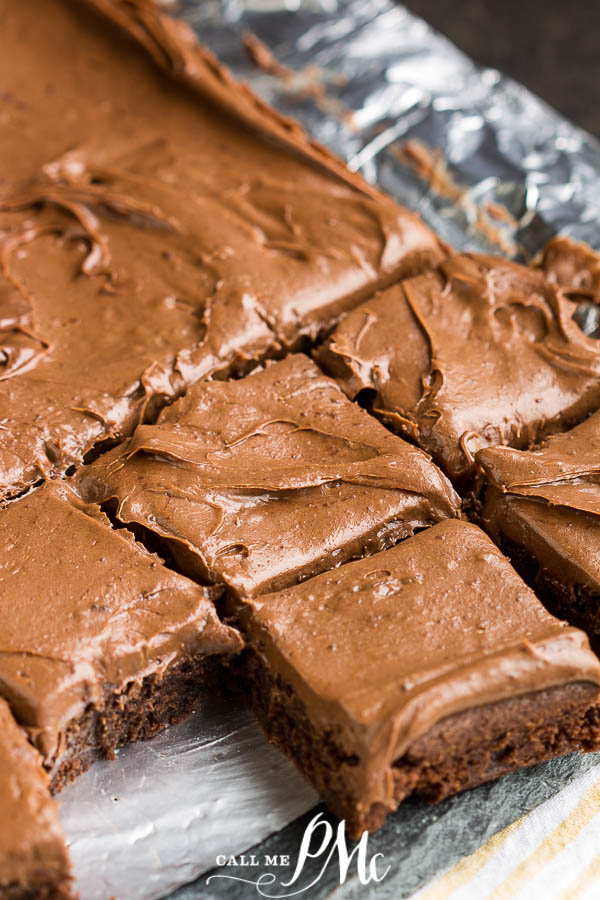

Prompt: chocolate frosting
xmin=0 ymin=0 xmax=446 ymax=500
xmin=478 ymin=410 xmax=600 ymax=592
xmin=78 ymin=354 xmax=460 ymax=598
xmin=241 ymin=519 xmax=600 ymax=817
xmin=317 ymin=254 xmax=600 ymax=481
xmin=0 ymin=481 xmax=242 ymax=770
xmin=0 ymin=698 xmax=71 ymax=895
xmin=541 ymin=236 xmax=600 ymax=301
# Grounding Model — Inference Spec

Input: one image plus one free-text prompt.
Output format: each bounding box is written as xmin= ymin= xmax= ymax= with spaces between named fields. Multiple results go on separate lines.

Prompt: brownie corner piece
xmin=0 ymin=480 xmax=243 ymax=791
xmin=78 ymin=353 xmax=460 ymax=600
xmin=477 ymin=409 xmax=600 ymax=636
xmin=0 ymin=697 xmax=72 ymax=900
xmin=238 ymin=519 xmax=600 ymax=836
xmin=317 ymin=253 xmax=600 ymax=484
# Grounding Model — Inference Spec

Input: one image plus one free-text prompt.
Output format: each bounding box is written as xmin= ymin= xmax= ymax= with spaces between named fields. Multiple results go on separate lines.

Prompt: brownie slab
xmin=478 ymin=410 xmax=600 ymax=636
xmin=238 ymin=520 xmax=600 ymax=836
xmin=0 ymin=481 xmax=242 ymax=790
xmin=0 ymin=0 xmax=446 ymax=501
xmin=317 ymin=254 xmax=600 ymax=483
xmin=78 ymin=354 xmax=460 ymax=599
xmin=0 ymin=698 xmax=72 ymax=900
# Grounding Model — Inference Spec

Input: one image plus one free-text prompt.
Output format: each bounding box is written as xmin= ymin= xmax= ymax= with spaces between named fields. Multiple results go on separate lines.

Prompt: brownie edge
xmin=242 ymin=651 xmax=600 ymax=837
xmin=0 ymin=481 xmax=243 ymax=780
xmin=49 ymin=653 xmax=228 ymax=794
xmin=0 ymin=699 xmax=72 ymax=900
xmin=235 ymin=520 xmax=600 ymax=836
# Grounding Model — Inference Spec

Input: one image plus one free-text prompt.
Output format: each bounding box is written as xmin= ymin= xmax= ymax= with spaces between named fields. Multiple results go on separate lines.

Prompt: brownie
xmin=541 ymin=235 xmax=600 ymax=301
xmin=478 ymin=410 xmax=600 ymax=636
xmin=0 ymin=0 xmax=446 ymax=501
xmin=238 ymin=519 xmax=600 ymax=836
xmin=317 ymin=254 xmax=600 ymax=484
xmin=0 ymin=698 xmax=72 ymax=900
xmin=77 ymin=354 xmax=460 ymax=600
xmin=0 ymin=481 xmax=242 ymax=790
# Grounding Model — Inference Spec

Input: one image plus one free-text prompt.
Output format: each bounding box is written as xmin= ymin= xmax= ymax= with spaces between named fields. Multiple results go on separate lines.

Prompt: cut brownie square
xmin=0 ymin=0 xmax=446 ymax=501
xmin=478 ymin=409 xmax=600 ymax=637
xmin=78 ymin=354 xmax=460 ymax=600
xmin=0 ymin=697 xmax=72 ymax=900
xmin=317 ymin=254 xmax=600 ymax=484
xmin=238 ymin=520 xmax=600 ymax=837
xmin=0 ymin=481 xmax=242 ymax=791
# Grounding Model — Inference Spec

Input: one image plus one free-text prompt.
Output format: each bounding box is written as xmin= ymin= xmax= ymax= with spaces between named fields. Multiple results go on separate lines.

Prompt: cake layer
xmin=0 ymin=0 xmax=446 ymax=500
xmin=238 ymin=520 xmax=600 ymax=835
xmin=0 ymin=697 xmax=72 ymax=900
xmin=0 ymin=481 xmax=243 ymax=786
xmin=478 ymin=410 xmax=600 ymax=635
xmin=317 ymin=254 xmax=600 ymax=482
xmin=78 ymin=354 xmax=460 ymax=599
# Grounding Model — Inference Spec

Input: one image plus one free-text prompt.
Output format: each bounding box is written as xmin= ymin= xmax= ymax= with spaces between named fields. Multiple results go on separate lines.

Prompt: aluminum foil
xmin=59 ymin=1 xmax=600 ymax=898
xmin=59 ymin=694 xmax=317 ymax=900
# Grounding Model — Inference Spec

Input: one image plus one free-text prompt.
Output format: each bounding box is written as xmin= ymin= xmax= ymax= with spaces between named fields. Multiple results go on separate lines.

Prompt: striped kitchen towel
xmin=410 ymin=763 xmax=600 ymax=900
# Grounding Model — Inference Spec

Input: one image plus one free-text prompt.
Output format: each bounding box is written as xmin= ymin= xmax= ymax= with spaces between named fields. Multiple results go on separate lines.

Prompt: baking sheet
xmin=59 ymin=1 xmax=600 ymax=897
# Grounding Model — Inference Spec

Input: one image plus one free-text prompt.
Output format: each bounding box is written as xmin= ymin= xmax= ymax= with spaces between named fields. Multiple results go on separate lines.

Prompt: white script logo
xmin=206 ymin=812 xmax=390 ymax=897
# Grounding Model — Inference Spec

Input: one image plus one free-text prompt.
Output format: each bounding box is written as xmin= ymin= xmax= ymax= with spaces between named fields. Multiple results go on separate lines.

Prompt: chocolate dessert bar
xmin=317 ymin=254 xmax=600 ymax=483
xmin=0 ymin=481 xmax=242 ymax=790
xmin=0 ymin=697 xmax=72 ymax=900
xmin=78 ymin=354 xmax=460 ymax=599
xmin=0 ymin=0 xmax=446 ymax=501
xmin=239 ymin=520 xmax=600 ymax=837
xmin=478 ymin=410 xmax=600 ymax=637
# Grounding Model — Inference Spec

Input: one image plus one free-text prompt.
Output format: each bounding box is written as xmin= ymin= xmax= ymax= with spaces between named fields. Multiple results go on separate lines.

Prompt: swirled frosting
xmin=0 ymin=0 xmax=445 ymax=500
xmin=478 ymin=409 xmax=600 ymax=595
xmin=318 ymin=254 xmax=600 ymax=481
xmin=78 ymin=354 xmax=461 ymax=598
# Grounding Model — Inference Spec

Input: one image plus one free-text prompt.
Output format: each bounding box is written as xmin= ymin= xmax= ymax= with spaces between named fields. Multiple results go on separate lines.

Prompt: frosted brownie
xmin=478 ymin=410 xmax=600 ymax=637
xmin=0 ymin=698 xmax=72 ymax=900
xmin=317 ymin=254 xmax=600 ymax=484
xmin=238 ymin=520 xmax=600 ymax=836
xmin=0 ymin=0 xmax=446 ymax=500
xmin=0 ymin=481 xmax=242 ymax=790
xmin=78 ymin=354 xmax=460 ymax=599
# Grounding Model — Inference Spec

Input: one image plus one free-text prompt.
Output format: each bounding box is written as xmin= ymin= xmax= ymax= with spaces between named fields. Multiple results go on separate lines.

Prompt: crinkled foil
xmin=59 ymin=694 xmax=317 ymax=900
xmin=59 ymin=1 xmax=600 ymax=898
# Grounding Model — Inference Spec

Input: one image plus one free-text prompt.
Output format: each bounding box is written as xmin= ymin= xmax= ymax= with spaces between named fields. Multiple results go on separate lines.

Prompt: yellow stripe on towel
xmin=487 ymin=779 xmax=600 ymax=900
xmin=414 ymin=817 xmax=525 ymax=900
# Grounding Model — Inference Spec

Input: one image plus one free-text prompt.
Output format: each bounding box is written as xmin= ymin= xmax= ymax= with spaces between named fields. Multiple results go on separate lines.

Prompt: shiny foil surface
xmin=59 ymin=1 xmax=600 ymax=897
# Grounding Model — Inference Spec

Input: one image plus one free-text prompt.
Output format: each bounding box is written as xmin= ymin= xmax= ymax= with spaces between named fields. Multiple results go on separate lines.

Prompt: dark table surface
xmin=403 ymin=0 xmax=600 ymax=137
